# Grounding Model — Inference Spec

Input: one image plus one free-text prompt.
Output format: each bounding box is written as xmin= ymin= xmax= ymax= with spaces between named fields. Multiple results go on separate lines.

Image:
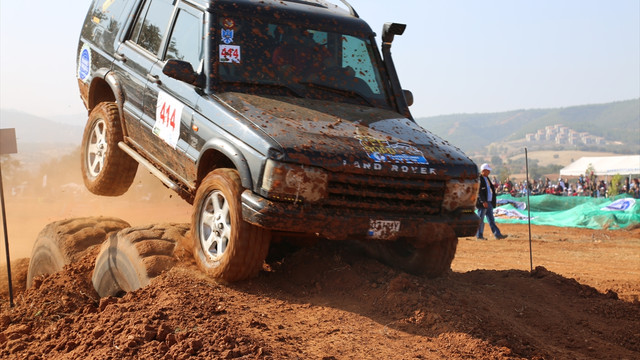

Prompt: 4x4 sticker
xmin=356 ymin=135 xmax=428 ymax=164
xmin=153 ymin=91 xmax=183 ymax=149
xmin=77 ymin=43 xmax=91 ymax=82
xmin=220 ymin=45 xmax=241 ymax=63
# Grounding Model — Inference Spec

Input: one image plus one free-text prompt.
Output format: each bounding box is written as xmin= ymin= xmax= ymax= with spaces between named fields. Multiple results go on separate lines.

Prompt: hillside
xmin=0 ymin=109 xmax=84 ymax=145
xmin=416 ymin=99 xmax=640 ymax=156
xmin=0 ymin=110 xmax=84 ymax=172
xmin=2 ymin=99 xmax=638 ymax=166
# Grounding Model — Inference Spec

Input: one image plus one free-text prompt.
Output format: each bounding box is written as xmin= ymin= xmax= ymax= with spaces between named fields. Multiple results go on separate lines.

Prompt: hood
xmin=214 ymin=92 xmax=476 ymax=179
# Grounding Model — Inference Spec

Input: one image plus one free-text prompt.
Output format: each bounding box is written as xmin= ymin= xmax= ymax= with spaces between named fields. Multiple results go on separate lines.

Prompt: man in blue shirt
xmin=476 ymin=163 xmax=507 ymax=240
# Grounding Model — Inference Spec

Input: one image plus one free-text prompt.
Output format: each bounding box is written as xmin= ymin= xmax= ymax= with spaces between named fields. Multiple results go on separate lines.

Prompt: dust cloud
xmin=0 ymin=148 xmax=192 ymax=262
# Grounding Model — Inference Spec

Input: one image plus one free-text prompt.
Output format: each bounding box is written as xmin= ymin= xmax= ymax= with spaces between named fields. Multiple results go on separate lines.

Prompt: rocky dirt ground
xmin=1 ymin=220 xmax=638 ymax=360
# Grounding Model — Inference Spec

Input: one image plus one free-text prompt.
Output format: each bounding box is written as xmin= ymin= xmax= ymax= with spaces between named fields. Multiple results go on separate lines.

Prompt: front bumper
xmin=241 ymin=191 xmax=479 ymax=244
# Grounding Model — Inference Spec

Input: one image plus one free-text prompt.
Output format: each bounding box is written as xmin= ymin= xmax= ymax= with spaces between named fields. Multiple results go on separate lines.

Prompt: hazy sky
xmin=0 ymin=0 xmax=638 ymax=123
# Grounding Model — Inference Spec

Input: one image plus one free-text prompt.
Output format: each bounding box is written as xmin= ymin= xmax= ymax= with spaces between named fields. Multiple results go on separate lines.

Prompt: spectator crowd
xmin=493 ymin=173 xmax=640 ymax=199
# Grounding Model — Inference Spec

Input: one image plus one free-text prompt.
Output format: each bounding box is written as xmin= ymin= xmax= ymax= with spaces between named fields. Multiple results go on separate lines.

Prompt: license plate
xmin=368 ymin=220 xmax=401 ymax=240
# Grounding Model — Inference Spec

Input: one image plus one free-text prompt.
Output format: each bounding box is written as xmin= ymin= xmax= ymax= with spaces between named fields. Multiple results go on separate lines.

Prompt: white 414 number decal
xmin=153 ymin=91 xmax=183 ymax=149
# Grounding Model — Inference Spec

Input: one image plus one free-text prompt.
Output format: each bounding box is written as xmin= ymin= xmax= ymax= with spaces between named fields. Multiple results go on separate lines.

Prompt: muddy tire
xmin=363 ymin=236 xmax=458 ymax=278
xmin=191 ymin=169 xmax=271 ymax=282
xmin=26 ymin=217 xmax=130 ymax=289
xmin=81 ymin=102 xmax=138 ymax=196
xmin=92 ymin=224 xmax=189 ymax=297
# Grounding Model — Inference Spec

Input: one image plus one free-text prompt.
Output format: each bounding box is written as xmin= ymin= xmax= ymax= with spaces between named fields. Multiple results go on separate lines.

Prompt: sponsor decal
xmin=78 ymin=43 xmax=92 ymax=82
xmin=356 ymin=135 xmax=428 ymax=165
xmin=345 ymin=135 xmax=436 ymax=174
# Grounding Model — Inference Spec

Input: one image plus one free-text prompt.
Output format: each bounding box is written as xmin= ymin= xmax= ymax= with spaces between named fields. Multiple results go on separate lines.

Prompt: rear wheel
xmin=92 ymin=224 xmax=189 ymax=297
xmin=26 ymin=217 xmax=130 ymax=289
xmin=81 ymin=102 xmax=138 ymax=196
xmin=191 ymin=169 xmax=271 ymax=282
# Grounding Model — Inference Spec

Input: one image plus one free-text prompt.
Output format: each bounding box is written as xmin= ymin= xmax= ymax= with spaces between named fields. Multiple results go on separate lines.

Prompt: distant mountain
xmin=415 ymin=99 xmax=640 ymax=155
xmin=0 ymin=109 xmax=84 ymax=145
xmin=2 ymin=99 xmax=638 ymax=157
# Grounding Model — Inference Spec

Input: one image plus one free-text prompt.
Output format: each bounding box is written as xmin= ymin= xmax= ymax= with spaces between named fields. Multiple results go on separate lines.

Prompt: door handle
xmin=146 ymin=74 xmax=161 ymax=85
xmin=114 ymin=53 xmax=126 ymax=62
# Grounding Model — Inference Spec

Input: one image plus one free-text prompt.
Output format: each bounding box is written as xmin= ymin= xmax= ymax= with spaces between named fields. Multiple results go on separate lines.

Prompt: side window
xmin=165 ymin=8 xmax=203 ymax=71
xmin=342 ymin=36 xmax=383 ymax=95
xmin=129 ymin=0 xmax=175 ymax=55
xmin=91 ymin=0 xmax=132 ymax=33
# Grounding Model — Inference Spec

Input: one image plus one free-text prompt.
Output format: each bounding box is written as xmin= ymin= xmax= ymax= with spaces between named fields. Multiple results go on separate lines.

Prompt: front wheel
xmin=191 ymin=169 xmax=271 ymax=282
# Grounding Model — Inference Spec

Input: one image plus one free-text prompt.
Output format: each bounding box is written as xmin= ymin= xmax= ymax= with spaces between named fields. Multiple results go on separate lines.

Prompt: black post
xmin=525 ymin=148 xmax=533 ymax=273
xmin=0 ymin=164 xmax=14 ymax=307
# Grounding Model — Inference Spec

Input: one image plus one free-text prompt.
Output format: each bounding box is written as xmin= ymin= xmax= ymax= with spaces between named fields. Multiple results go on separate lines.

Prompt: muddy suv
xmin=76 ymin=0 xmax=479 ymax=282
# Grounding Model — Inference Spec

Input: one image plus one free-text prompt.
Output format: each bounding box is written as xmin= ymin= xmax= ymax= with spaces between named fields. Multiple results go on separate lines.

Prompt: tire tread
xmin=81 ymin=102 xmax=137 ymax=196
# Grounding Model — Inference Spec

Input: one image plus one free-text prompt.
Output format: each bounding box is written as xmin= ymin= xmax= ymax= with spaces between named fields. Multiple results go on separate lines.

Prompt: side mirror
xmin=162 ymin=59 xmax=198 ymax=85
xmin=382 ymin=22 xmax=406 ymax=44
xmin=403 ymin=90 xmax=414 ymax=107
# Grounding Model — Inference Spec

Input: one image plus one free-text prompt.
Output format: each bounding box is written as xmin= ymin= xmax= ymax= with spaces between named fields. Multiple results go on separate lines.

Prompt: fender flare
xmin=104 ymin=72 xmax=127 ymax=136
xmin=87 ymin=70 xmax=128 ymax=137
xmin=197 ymin=137 xmax=254 ymax=190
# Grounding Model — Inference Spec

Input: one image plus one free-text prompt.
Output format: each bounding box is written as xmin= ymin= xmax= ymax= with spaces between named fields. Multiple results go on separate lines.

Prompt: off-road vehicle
xmin=74 ymin=0 xmax=479 ymax=284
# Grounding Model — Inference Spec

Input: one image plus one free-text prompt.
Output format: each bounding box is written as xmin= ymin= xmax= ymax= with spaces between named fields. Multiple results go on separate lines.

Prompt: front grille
xmin=322 ymin=173 xmax=445 ymax=215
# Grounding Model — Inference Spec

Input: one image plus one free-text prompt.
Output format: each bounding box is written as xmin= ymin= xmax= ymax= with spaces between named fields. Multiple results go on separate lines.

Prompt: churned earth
xmin=1 ymin=220 xmax=639 ymax=360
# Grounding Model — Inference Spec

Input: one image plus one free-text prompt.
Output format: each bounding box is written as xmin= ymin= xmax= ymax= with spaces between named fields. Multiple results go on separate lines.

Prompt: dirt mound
xmin=1 ymin=224 xmax=639 ymax=359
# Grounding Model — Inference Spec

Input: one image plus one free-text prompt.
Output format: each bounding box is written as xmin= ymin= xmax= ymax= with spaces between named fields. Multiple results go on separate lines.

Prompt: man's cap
xmin=480 ymin=163 xmax=492 ymax=172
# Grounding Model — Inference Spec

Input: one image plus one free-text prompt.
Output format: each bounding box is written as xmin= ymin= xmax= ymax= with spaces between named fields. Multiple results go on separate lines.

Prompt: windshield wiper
xmin=299 ymin=81 xmax=374 ymax=107
xmin=219 ymin=80 xmax=305 ymax=98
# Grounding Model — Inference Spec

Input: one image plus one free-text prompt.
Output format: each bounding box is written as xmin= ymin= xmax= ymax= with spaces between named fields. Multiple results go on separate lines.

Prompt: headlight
xmin=261 ymin=160 xmax=328 ymax=203
xmin=442 ymin=179 xmax=479 ymax=212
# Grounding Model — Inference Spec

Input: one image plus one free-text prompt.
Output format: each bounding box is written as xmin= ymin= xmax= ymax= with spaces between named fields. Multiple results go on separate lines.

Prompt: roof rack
xmin=281 ymin=0 xmax=359 ymax=18
xmin=336 ymin=0 xmax=359 ymax=17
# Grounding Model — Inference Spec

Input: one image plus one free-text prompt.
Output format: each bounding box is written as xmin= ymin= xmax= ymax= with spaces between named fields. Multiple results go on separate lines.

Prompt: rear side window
xmin=130 ymin=0 xmax=175 ymax=55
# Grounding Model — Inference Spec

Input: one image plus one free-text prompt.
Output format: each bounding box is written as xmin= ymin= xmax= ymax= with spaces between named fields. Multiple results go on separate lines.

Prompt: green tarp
xmin=490 ymin=194 xmax=640 ymax=230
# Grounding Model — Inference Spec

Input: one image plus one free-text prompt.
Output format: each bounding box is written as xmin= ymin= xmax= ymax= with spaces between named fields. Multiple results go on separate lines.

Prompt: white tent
xmin=559 ymin=155 xmax=640 ymax=176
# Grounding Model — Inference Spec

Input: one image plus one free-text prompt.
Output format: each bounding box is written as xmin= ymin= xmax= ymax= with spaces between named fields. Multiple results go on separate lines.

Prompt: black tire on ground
xmin=92 ymin=224 xmax=189 ymax=297
xmin=81 ymin=102 xmax=138 ymax=196
xmin=363 ymin=236 xmax=459 ymax=278
xmin=26 ymin=217 xmax=130 ymax=289
xmin=191 ymin=169 xmax=271 ymax=282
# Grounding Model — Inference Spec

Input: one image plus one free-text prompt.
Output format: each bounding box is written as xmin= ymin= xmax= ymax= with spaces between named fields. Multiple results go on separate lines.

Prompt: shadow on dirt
xmin=232 ymin=241 xmax=640 ymax=359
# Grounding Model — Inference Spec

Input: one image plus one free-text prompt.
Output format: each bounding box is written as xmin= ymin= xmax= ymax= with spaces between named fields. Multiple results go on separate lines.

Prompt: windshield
xmin=213 ymin=16 xmax=392 ymax=109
